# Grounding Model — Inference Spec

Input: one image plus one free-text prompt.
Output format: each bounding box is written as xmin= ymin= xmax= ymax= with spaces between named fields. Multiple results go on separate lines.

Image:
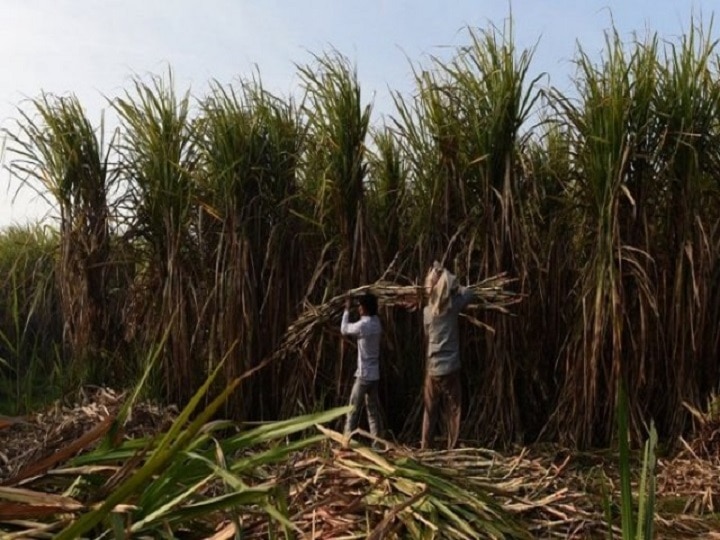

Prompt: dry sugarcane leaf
xmin=0 ymin=416 xmax=32 ymax=431
xmin=2 ymin=414 xmax=115 ymax=487
xmin=0 ymin=486 xmax=83 ymax=509
xmin=205 ymin=521 xmax=238 ymax=540
xmin=0 ymin=518 xmax=65 ymax=539
xmin=0 ymin=503 xmax=73 ymax=520
xmin=0 ymin=486 xmax=83 ymax=519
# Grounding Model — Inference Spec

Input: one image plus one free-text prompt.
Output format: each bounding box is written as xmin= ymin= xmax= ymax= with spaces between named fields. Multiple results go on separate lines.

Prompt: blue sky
xmin=0 ymin=0 xmax=714 ymax=227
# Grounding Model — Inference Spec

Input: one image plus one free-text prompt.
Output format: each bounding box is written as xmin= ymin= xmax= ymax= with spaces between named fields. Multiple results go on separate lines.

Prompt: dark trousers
xmin=344 ymin=378 xmax=383 ymax=438
xmin=421 ymin=370 xmax=461 ymax=449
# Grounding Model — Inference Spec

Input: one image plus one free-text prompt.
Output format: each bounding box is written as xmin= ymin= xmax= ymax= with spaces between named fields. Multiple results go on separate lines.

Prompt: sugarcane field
xmin=2 ymin=12 xmax=720 ymax=539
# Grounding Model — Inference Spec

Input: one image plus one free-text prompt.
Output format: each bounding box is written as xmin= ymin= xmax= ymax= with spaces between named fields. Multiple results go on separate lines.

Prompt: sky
xmin=0 ymin=0 xmax=714 ymax=228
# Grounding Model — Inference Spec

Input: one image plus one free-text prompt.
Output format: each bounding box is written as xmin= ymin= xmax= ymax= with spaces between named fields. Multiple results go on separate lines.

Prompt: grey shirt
xmin=423 ymin=287 xmax=475 ymax=376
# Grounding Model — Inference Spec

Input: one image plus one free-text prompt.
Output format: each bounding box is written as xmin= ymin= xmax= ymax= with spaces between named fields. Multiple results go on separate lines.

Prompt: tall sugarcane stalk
xmin=196 ymin=79 xmax=305 ymax=419
xmin=114 ymin=72 xmax=200 ymax=404
xmin=7 ymin=95 xmax=115 ymax=381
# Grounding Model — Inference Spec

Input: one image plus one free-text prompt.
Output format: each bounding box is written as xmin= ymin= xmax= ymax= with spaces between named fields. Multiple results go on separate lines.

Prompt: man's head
xmin=425 ymin=262 xmax=458 ymax=316
xmin=358 ymin=292 xmax=378 ymax=316
xmin=424 ymin=261 xmax=444 ymax=293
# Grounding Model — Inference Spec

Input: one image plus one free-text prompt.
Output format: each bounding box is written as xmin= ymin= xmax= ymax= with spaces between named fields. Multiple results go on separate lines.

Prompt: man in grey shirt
xmin=421 ymin=263 xmax=474 ymax=450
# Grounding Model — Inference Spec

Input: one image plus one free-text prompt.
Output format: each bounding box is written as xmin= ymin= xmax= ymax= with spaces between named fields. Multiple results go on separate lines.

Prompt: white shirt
xmin=341 ymin=311 xmax=382 ymax=381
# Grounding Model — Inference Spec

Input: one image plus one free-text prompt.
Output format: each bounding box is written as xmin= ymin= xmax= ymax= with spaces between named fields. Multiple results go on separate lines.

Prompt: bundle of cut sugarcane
xmin=269 ymin=272 xmax=522 ymax=362
xmin=357 ymin=272 xmax=521 ymax=312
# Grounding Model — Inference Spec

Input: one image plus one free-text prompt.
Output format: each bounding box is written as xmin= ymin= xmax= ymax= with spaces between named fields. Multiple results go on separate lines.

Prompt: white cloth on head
xmin=425 ymin=263 xmax=458 ymax=317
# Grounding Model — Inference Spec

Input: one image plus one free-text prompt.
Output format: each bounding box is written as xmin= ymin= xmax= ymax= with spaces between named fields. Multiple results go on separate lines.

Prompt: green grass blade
xmin=54 ymin=362 xmax=238 ymax=539
xmin=617 ymin=382 xmax=634 ymax=540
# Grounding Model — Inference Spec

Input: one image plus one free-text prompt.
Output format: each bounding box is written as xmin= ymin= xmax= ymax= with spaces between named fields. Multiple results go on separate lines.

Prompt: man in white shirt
xmin=341 ymin=292 xmax=383 ymax=444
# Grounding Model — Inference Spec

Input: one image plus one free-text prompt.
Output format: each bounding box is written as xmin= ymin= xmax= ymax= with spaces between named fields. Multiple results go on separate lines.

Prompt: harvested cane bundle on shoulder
xmin=269 ymin=273 xmax=522 ymax=363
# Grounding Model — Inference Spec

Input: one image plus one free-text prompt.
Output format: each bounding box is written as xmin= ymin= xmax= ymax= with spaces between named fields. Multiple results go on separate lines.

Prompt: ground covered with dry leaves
xmin=1 ymin=388 xmax=719 ymax=539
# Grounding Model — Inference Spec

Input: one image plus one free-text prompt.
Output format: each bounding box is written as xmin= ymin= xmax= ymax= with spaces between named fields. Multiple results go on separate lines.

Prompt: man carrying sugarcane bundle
xmin=421 ymin=262 xmax=475 ymax=450
xmin=340 ymin=292 xmax=384 ymax=448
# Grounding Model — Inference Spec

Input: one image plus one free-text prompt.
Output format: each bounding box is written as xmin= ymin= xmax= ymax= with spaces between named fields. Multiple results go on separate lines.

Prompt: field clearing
xmin=1 ymin=389 xmax=718 ymax=539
